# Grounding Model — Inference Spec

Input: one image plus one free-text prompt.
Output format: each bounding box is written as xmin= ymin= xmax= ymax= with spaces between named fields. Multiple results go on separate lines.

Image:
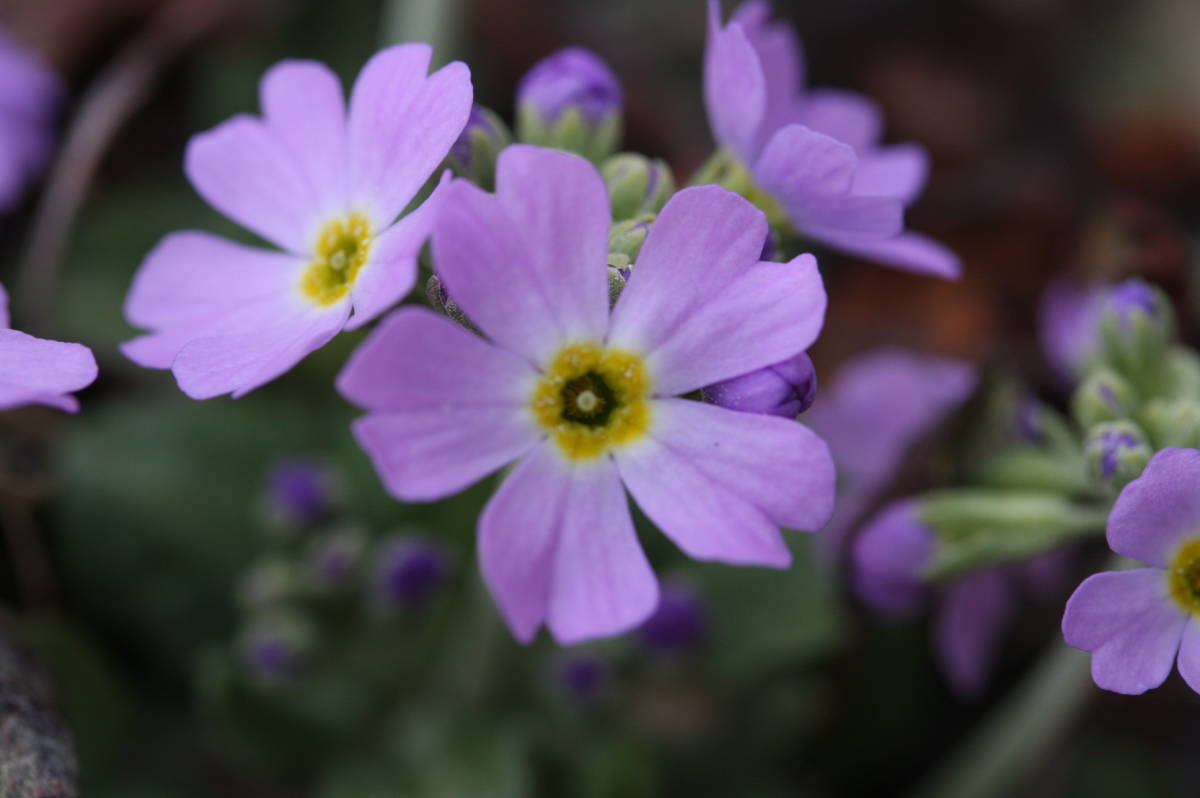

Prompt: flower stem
xmin=907 ymin=641 xmax=1093 ymax=798
xmin=381 ymin=0 xmax=463 ymax=62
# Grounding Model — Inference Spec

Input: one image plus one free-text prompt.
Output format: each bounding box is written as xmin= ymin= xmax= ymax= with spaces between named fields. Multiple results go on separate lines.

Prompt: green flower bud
xmin=240 ymin=612 xmax=315 ymax=686
xmin=607 ymin=265 xmax=627 ymax=307
xmin=238 ymin=560 xmax=297 ymax=611
xmin=1141 ymin=398 xmax=1200 ymax=449
xmin=1070 ymin=367 xmax=1137 ymax=429
xmin=446 ymin=104 xmax=510 ymax=191
xmin=1163 ymin=347 xmax=1200 ymax=400
xmin=607 ymin=214 xmax=654 ymax=269
xmin=601 ymin=153 xmax=675 ymax=220
xmin=1097 ymin=279 xmax=1174 ymax=393
xmin=1084 ymin=420 xmax=1152 ymax=494
xmin=515 ymin=48 xmax=622 ymax=163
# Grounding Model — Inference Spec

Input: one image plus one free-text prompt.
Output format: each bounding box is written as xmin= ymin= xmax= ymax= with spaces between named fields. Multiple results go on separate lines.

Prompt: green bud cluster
xmin=601 ymin=153 xmax=675 ymax=221
xmin=516 ymin=102 xmax=620 ymax=164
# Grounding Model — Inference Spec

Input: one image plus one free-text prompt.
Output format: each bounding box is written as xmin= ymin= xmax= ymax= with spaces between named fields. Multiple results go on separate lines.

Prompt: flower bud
xmin=556 ymin=653 xmax=609 ymax=705
xmin=606 ymin=264 xmax=629 ymax=307
xmin=240 ymin=613 xmax=313 ymax=685
xmin=606 ymin=215 xmax=653 ymax=272
xmin=426 ymin=274 xmax=476 ymax=331
xmin=1084 ymin=421 xmax=1151 ymax=493
xmin=1141 ymin=399 xmax=1200 ymax=450
xmin=446 ymin=104 xmax=510 ymax=190
xmin=515 ymin=47 xmax=622 ymax=162
xmin=1098 ymin=279 xmax=1173 ymax=392
xmin=702 ymin=352 xmax=817 ymax=418
xmin=305 ymin=527 xmax=365 ymax=593
xmin=601 ymin=153 xmax=674 ymax=220
xmin=636 ymin=582 xmax=707 ymax=655
xmin=1070 ymin=367 xmax=1136 ymax=429
xmin=371 ymin=535 xmax=449 ymax=611
xmin=237 ymin=559 xmax=296 ymax=610
xmin=264 ymin=458 xmax=335 ymax=528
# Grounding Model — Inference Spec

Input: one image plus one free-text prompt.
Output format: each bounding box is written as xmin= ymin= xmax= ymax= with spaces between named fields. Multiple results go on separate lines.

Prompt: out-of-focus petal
xmin=0 ymin=330 xmax=97 ymax=412
xmin=852 ymin=500 xmax=933 ymax=616
xmin=703 ymin=0 xmax=767 ymax=162
xmin=935 ymin=569 xmax=1015 ymax=696
xmin=822 ymin=231 xmax=961 ymax=279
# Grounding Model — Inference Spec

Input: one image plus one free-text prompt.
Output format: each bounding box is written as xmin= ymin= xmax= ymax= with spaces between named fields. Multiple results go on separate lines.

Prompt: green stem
xmin=381 ymin=0 xmax=463 ymax=62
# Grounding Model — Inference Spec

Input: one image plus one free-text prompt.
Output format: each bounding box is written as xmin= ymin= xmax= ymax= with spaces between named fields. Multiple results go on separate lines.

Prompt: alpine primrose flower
xmin=0 ymin=29 xmax=61 ymax=211
xmin=703 ymin=1 xmax=959 ymax=278
xmin=1063 ymin=448 xmax=1200 ymax=695
xmin=122 ymin=46 xmax=471 ymax=398
xmin=0 ymin=283 xmax=97 ymax=412
xmin=338 ymin=145 xmax=835 ymax=644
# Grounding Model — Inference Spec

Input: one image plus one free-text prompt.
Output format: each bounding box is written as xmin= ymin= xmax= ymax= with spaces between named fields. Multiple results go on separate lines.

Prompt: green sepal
xmin=1097 ymin=280 xmax=1173 ymax=395
xmin=601 ymin=152 xmax=675 ymax=220
xmin=516 ymin=103 xmax=621 ymax=163
xmin=1141 ymin=397 xmax=1200 ymax=449
xmin=445 ymin=106 xmax=510 ymax=191
xmin=1083 ymin=419 xmax=1152 ymax=494
xmin=1071 ymin=367 xmax=1137 ymax=429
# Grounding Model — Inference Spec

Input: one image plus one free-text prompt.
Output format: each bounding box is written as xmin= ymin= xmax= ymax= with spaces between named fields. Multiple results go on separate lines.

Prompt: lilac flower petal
xmin=1037 ymin=275 xmax=1106 ymax=381
xmin=851 ymin=500 xmax=933 ymax=616
xmin=935 ymin=569 xmax=1015 ymax=696
xmin=794 ymin=194 xmax=905 ymax=241
xmin=122 ymin=232 xmax=308 ymax=368
xmin=0 ymin=330 xmax=97 ymax=412
xmin=433 ymin=176 xmax=602 ymax=367
xmin=852 ymin=144 xmax=929 ymax=202
xmin=615 ymin=398 xmax=834 ymax=564
xmin=260 ymin=60 xmax=347 ymax=222
xmin=347 ymin=44 xmax=472 ymax=229
xmin=1175 ymin=620 xmax=1200 ymax=695
xmin=792 ymin=88 xmax=882 ymax=152
xmin=494 ymin=146 xmax=609 ymax=345
xmin=173 ymin=303 xmax=349 ymax=399
xmin=704 ymin=0 xmax=767 ymax=162
xmin=480 ymin=444 xmax=657 ymax=643
xmin=0 ymin=282 xmax=10 ymax=328
xmin=337 ymin=307 xmax=538 ymax=413
xmin=1062 ymin=569 xmax=1186 ymax=695
xmin=547 ymin=459 xmax=658 ymax=644
xmin=732 ymin=0 xmax=806 ymax=148
xmin=631 ymin=253 xmax=825 ymax=396
xmin=822 ymin=231 xmax=961 ymax=279
xmin=754 ymin=124 xmax=857 ymax=202
xmin=608 ymin=185 xmax=768 ymax=371
xmin=1107 ymin=448 xmax=1200 ymax=567
xmin=185 ymin=115 xmax=318 ymax=254
xmin=344 ymin=178 xmax=445 ymax=330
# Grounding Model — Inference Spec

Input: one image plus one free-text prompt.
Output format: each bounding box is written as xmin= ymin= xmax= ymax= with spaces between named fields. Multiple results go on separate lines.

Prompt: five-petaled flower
xmin=337 ymin=144 xmax=835 ymax=644
xmin=1063 ymin=447 xmax=1200 ymax=695
xmin=122 ymin=45 xmax=472 ymax=398
xmin=0 ymin=283 xmax=97 ymax=412
xmin=703 ymin=0 xmax=959 ymax=278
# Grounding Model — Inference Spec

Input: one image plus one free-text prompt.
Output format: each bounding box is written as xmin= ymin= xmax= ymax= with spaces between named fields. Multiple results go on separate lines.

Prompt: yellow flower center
xmin=1169 ymin=537 xmax=1200 ymax=615
xmin=531 ymin=342 xmax=651 ymax=461
xmin=300 ymin=213 xmax=372 ymax=305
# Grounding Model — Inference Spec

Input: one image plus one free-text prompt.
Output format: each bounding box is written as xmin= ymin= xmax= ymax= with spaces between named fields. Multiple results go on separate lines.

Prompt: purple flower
xmin=703 ymin=1 xmax=959 ymax=278
xmin=517 ymin=48 xmax=622 ymax=125
xmin=337 ymin=145 xmax=835 ymax=644
xmin=373 ymin=536 xmax=449 ymax=609
xmin=805 ymin=348 xmax=975 ymax=556
xmin=122 ymin=46 xmax=472 ymax=398
xmin=0 ymin=283 xmax=97 ymax=412
xmin=1105 ymin=279 xmax=1160 ymax=330
xmin=557 ymin=653 xmax=609 ymax=703
xmin=702 ymin=350 xmax=816 ymax=417
xmin=306 ymin=529 xmax=363 ymax=590
xmin=854 ymin=500 xmax=1068 ymax=696
xmin=0 ymin=30 xmax=61 ymax=211
xmin=1063 ymin=448 xmax=1200 ymax=695
xmin=636 ymin=582 xmax=708 ymax=655
xmin=241 ymin=616 xmax=311 ymax=684
xmin=265 ymin=458 xmax=334 ymax=525
xmin=1037 ymin=275 xmax=1106 ymax=381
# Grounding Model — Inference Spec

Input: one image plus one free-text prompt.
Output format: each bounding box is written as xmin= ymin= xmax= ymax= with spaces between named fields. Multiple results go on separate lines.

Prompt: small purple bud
xmin=1084 ymin=422 xmax=1150 ymax=491
xmin=1096 ymin=431 xmax=1138 ymax=478
xmin=556 ymin=653 xmax=609 ymax=704
xmin=306 ymin=529 xmax=364 ymax=591
xmin=517 ymin=47 xmax=622 ymax=124
xmin=637 ymin=583 xmax=708 ymax=655
xmin=373 ymin=536 xmax=449 ymax=610
xmin=702 ymin=352 xmax=817 ymax=418
xmin=241 ymin=617 xmax=311 ymax=684
xmin=450 ymin=104 xmax=499 ymax=167
xmin=1105 ymin=279 xmax=1159 ymax=331
xmin=265 ymin=458 xmax=334 ymax=526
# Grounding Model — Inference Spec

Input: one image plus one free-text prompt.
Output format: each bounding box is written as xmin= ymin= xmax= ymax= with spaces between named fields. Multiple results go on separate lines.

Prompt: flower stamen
xmin=1168 ymin=537 xmax=1200 ymax=615
xmin=301 ymin=212 xmax=373 ymax=305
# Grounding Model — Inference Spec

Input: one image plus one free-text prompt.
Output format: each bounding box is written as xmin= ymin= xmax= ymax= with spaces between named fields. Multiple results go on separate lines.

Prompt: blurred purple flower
xmin=1063 ymin=448 xmax=1200 ymax=695
xmin=805 ymin=348 xmax=975 ymax=557
xmin=703 ymin=350 xmax=816 ymax=418
xmin=0 ymin=283 xmax=97 ymax=412
xmin=122 ymin=46 xmax=472 ymax=398
xmin=557 ymin=653 xmax=609 ymax=703
xmin=241 ymin=617 xmax=310 ymax=684
xmin=854 ymin=500 xmax=1069 ymax=696
xmin=266 ymin=458 xmax=334 ymax=526
xmin=338 ymin=146 xmax=834 ymax=644
xmin=517 ymin=48 xmax=622 ymax=124
xmin=0 ymin=30 xmax=61 ymax=211
xmin=306 ymin=529 xmax=363 ymax=590
xmin=373 ymin=536 xmax=449 ymax=610
xmin=637 ymin=582 xmax=709 ymax=655
xmin=1036 ymin=275 xmax=1106 ymax=381
xmin=703 ymin=1 xmax=958 ymax=278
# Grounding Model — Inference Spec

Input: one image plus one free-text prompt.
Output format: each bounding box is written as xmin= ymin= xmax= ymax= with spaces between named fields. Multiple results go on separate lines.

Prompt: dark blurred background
xmin=2 ymin=0 xmax=1200 ymax=795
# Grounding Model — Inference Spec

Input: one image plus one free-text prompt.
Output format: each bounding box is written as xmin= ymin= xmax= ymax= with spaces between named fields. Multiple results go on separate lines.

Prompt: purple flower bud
xmin=241 ymin=617 xmax=311 ymax=684
xmin=517 ymin=47 xmax=622 ymax=124
xmin=702 ymin=352 xmax=817 ymax=418
xmin=265 ymin=458 xmax=334 ymax=526
xmin=1093 ymin=430 xmax=1140 ymax=479
xmin=637 ymin=583 xmax=707 ymax=655
xmin=450 ymin=104 xmax=499 ymax=167
xmin=306 ymin=529 xmax=364 ymax=591
xmin=1105 ymin=279 xmax=1159 ymax=331
xmin=373 ymin=536 xmax=449 ymax=610
xmin=556 ymin=653 xmax=609 ymax=704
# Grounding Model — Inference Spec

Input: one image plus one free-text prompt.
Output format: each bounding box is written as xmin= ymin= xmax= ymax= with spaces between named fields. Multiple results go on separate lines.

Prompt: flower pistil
xmin=301 ymin=212 xmax=373 ymax=305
